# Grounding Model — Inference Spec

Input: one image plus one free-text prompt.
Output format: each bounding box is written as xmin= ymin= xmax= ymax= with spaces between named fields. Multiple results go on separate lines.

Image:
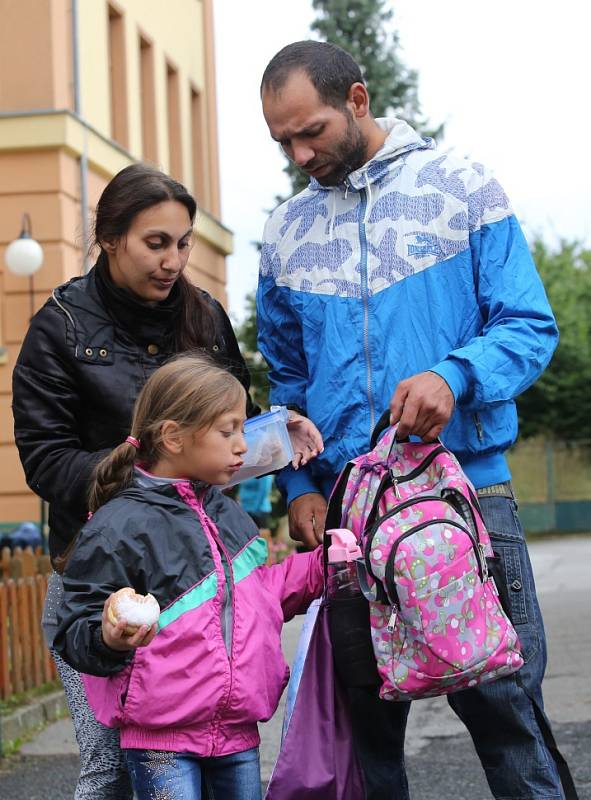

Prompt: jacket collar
xmin=117 ymin=479 xmax=214 ymax=509
xmin=94 ymin=257 xmax=180 ymax=346
xmin=309 ymin=116 xmax=433 ymax=194
xmin=52 ymin=262 xmax=180 ymax=352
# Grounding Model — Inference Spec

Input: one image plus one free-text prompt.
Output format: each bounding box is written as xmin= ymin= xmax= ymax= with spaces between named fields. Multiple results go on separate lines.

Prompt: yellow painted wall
xmin=0 ymin=0 xmax=232 ymax=527
xmin=78 ymin=0 xmax=207 ymax=191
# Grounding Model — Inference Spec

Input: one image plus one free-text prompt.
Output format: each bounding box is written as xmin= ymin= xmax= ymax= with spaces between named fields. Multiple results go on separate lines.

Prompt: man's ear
xmin=347 ymin=82 xmax=370 ymax=119
xmin=160 ymin=421 xmax=184 ymax=455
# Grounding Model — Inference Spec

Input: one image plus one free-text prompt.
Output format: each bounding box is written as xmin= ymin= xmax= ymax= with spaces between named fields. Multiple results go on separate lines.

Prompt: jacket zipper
xmin=195 ymin=498 xmax=236 ymax=754
xmin=357 ymin=184 xmax=375 ymax=433
xmin=384 ymin=517 xmax=487 ymax=608
xmin=473 ymin=413 xmax=484 ymax=441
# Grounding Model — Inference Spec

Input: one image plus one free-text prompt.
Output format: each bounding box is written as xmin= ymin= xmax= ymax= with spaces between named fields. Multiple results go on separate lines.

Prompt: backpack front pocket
xmin=399 ymin=549 xmax=502 ymax=674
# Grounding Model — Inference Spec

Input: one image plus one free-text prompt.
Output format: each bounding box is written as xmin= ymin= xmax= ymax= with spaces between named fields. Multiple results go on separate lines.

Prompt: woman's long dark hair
xmin=92 ymin=163 xmax=216 ymax=350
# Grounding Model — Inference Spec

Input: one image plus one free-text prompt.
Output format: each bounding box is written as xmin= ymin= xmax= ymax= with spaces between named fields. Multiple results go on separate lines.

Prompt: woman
xmin=12 ymin=163 xmax=322 ymax=799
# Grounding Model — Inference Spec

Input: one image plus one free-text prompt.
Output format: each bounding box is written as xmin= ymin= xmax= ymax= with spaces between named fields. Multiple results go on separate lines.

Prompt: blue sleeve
xmin=431 ymin=214 xmax=558 ymax=405
xmin=256 ymin=257 xmax=309 ymax=410
xmin=256 ymin=235 xmax=323 ymax=503
xmin=275 ymin=463 xmax=320 ymax=505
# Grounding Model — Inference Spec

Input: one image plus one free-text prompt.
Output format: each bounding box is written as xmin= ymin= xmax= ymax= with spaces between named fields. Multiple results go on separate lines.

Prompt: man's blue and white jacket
xmin=257 ymin=118 xmax=558 ymax=503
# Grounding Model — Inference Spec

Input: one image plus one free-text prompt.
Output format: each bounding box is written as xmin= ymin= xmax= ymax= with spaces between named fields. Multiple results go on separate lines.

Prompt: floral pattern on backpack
xmin=328 ymin=423 xmax=524 ymax=701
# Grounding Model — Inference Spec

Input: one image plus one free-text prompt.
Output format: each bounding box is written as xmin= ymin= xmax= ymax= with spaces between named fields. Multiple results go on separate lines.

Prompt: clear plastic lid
xmin=224 ymin=405 xmax=294 ymax=488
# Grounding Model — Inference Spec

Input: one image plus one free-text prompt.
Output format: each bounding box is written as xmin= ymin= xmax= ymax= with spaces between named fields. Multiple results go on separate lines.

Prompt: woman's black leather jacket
xmin=12 ymin=266 xmax=257 ymax=560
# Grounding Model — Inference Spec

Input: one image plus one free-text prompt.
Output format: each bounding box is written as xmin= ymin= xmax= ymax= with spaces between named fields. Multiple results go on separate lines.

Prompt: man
xmin=256 ymin=40 xmax=575 ymax=800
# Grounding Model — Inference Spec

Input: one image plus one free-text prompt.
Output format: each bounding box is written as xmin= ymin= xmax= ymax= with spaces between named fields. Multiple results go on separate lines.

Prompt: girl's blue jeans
xmin=125 ymin=746 xmax=262 ymax=800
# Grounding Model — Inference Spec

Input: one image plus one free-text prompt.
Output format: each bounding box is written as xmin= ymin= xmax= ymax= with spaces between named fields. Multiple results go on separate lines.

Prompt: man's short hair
xmin=261 ymin=40 xmax=364 ymax=109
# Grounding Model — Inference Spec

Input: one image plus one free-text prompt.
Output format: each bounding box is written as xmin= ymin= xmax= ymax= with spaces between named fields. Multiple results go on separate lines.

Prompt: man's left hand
xmin=389 ymin=372 xmax=455 ymax=441
xmin=286 ymin=411 xmax=324 ymax=469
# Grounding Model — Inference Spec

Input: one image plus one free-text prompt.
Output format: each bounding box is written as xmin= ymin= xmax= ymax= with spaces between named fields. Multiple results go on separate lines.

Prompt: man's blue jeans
xmin=125 ymin=746 xmax=262 ymax=800
xmin=349 ymin=495 xmax=565 ymax=800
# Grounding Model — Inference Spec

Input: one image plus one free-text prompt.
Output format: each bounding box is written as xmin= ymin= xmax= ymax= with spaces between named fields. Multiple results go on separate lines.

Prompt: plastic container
xmin=326 ymin=528 xmax=362 ymax=599
xmin=224 ymin=405 xmax=294 ymax=488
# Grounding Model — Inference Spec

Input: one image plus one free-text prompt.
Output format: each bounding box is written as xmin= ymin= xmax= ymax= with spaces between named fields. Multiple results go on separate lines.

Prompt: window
xmin=166 ymin=63 xmax=182 ymax=179
xmin=139 ymin=35 xmax=157 ymax=162
xmin=190 ymin=87 xmax=208 ymax=207
xmin=108 ymin=5 xmax=128 ymax=148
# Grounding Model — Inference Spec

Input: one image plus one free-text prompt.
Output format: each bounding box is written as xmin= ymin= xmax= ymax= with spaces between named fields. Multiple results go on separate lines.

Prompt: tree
xmin=283 ymin=0 xmax=437 ymax=195
xmin=234 ymin=292 xmax=270 ymax=410
xmin=517 ymin=239 xmax=591 ymax=440
xmin=311 ymin=0 xmax=420 ymax=121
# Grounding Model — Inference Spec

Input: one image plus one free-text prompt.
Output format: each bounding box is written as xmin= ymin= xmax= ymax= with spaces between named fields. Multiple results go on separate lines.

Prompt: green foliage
xmin=235 ymin=292 xmax=270 ymax=410
xmin=281 ymin=0 xmax=439 ymax=197
xmin=517 ymin=239 xmax=591 ymax=440
xmin=311 ymin=0 xmax=419 ymax=121
xmin=0 ymin=680 xmax=62 ymax=716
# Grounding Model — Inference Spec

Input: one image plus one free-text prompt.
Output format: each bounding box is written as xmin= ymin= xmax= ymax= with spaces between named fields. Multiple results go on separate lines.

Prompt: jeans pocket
xmin=492 ymin=543 xmax=541 ymax=664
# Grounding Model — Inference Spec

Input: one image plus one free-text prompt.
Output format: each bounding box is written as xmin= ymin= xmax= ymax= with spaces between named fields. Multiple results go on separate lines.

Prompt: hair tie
xmin=125 ymin=435 xmax=140 ymax=449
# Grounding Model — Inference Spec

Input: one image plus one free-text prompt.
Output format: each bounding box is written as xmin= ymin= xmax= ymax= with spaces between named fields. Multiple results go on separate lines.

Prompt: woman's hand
xmin=101 ymin=593 xmax=157 ymax=652
xmin=286 ymin=411 xmax=324 ymax=470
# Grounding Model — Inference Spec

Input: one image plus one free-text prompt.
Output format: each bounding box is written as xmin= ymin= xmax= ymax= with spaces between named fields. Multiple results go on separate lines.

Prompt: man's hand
xmin=288 ymin=492 xmax=327 ymax=549
xmin=286 ymin=411 xmax=324 ymax=469
xmin=389 ymin=371 xmax=455 ymax=441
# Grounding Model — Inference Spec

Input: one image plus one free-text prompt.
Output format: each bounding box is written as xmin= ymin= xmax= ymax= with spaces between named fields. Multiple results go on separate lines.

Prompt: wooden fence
xmin=0 ymin=546 xmax=57 ymax=701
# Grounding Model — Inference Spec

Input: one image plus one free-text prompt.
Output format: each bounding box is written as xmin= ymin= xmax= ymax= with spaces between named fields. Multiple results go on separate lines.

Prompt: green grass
xmin=0 ymin=680 xmax=62 ymax=716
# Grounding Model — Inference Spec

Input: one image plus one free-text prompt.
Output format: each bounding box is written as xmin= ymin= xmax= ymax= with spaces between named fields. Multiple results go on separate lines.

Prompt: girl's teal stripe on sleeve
xmin=158 ymin=573 xmax=218 ymax=631
xmin=157 ymin=538 xmax=267 ymax=631
xmin=232 ymin=537 xmax=268 ymax=584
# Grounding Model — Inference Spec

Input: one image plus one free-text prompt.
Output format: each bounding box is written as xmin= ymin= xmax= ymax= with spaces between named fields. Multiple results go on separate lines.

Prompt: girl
xmin=12 ymin=163 xmax=322 ymax=799
xmin=54 ymin=355 xmax=323 ymax=800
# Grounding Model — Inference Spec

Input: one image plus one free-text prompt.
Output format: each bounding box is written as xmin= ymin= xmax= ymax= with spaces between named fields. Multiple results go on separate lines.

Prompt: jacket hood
xmin=309 ymin=116 xmax=434 ymax=194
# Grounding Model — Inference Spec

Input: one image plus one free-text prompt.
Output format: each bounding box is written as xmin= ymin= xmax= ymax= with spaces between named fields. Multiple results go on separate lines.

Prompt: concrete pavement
xmin=1 ymin=534 xmax=589 ymax=798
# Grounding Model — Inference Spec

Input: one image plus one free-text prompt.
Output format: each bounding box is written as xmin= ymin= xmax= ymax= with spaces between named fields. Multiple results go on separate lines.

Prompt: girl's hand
xmin=101 ymin=593 xmax=157 ymax=652
xmin=286 ymin=411 xmax=324 ymax=470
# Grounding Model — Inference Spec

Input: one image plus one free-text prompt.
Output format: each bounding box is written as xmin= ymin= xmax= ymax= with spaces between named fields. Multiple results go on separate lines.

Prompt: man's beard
xmin=313 ymin=113 xmax=369 ymax=187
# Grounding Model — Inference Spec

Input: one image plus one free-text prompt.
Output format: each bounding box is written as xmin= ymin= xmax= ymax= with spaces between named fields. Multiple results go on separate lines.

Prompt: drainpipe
xmin=71 ymin=0 xmax=90 ymax=273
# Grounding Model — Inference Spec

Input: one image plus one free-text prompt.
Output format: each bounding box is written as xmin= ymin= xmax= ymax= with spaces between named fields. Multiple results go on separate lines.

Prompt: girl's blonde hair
xmin=88 ymin=354 xmax=246 ymax=512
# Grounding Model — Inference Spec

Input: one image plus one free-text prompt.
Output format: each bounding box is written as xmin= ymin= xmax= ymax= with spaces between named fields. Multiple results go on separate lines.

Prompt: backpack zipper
xmin=364 ymin=494 xmax=447 ymax=577
xmin=362 ymin=445 xmax=448 ymax=538
xmin=383 ymin=517 xmax=487 ymax=608
xmin=389 ymin=444 xmax=447 ymax=486
xmin=466 ymin=483 xmax=486 ymax=525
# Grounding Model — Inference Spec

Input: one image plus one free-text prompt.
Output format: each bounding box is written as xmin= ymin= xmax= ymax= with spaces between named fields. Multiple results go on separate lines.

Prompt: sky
xmin=213 ymin=0 xmax=591 ymax=321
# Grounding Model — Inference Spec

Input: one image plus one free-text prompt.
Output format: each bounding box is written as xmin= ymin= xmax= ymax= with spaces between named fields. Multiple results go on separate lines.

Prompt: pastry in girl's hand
xmin=107 ymin=587 xmax=160 ymax=635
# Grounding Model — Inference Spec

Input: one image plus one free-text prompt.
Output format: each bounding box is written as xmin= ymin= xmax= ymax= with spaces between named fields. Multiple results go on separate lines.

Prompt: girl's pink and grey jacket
xmin=54 ymin=480 xmax=323 ymax=757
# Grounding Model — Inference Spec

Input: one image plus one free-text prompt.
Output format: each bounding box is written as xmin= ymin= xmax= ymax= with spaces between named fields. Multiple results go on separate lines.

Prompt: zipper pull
xmin=474 ymin=414 xmax=484 ymax=441
xmin=479 ymin=543 xmax=489 ymax=581
xmin=392 ymin=477 xmax=401 ymax=499
xmin=387 ymin=607 xmax=398 ymax=632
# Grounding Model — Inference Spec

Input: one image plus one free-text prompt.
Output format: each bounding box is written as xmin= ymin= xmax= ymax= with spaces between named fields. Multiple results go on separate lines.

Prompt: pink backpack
xmin=325 ymin=422 xmax=524 ymax=701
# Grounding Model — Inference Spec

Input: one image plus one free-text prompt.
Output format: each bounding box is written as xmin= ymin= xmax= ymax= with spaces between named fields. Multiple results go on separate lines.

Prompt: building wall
xmin=0 ymin=0 xmax=232 ymax=527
